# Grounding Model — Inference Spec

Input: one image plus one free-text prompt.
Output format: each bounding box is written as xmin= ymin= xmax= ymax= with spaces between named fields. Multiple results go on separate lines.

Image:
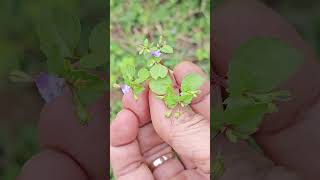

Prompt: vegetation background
xmin=0 ymin=0 xmax=105 ymax=179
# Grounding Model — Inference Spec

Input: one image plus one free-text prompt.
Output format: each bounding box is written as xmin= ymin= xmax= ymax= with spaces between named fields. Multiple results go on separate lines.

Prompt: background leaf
xmin=89 ymin=22 xmax=108 ymax=53
xmin=160 ymin=45 xmax=173 ymax=54
xmin=36 ymin=10 xmax=81 ymax=75
xmin=79 ymin=52 xmax=105 ymax=69
xmin=228 ymin=37 xmax=303 ymax=95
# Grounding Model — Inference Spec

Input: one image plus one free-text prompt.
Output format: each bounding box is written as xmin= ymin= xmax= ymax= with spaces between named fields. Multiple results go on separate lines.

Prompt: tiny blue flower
xmin=120 ymin=84 xmax=131 ymax=94
xmin=35 ymin=73 xmax=65 ymax=103
xmin=151 ymin=50 xmax=161 ymax=57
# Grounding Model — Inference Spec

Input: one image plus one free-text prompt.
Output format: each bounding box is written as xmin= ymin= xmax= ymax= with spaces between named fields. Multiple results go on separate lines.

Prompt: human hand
xmin=110 ymin=62 xmax=210 ymax=180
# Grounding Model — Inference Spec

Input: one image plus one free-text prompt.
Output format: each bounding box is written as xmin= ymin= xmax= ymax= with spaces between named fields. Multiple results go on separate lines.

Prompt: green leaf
xmin=160 ymin=45 xmax=173 ymax=53
xmin=121 ymin=64 xmax=136 ymax=83
xmin=223 ymin=96 xmax=253 ymax=108
xmin=36 ymin=10 xmax=81 ymax=75
xmin=147 ymin=58 xmax=156 ymax=67
xmin=132 ymin=85 xmax=144 ymax=99
xmin=228 ymin=37 xmax=303 ymax=95
xmin=144 ymin=39 xmax=149 ymax=47
xmin=150 ymin=64 xmax=168 ymax=80
xmin=66 ymin=67 xmax=107 ymax=107
xmin=151 ymin=57 xmax=161 ymax=63
xmin=135 ymin=68 xmax=150 ymax=83
xmin=179 ymin=91 xmax=194 ymax=106
xmin=76 ymin=78 xmax=107 ymax=106
xmin=164 ymin=87 xmax=179 ymax=109
xmin=149 ymin=76 xmax=172 ymax=95
xmin=181 ymin=74 xmax=205 ymax=92
xmin=79 ymin=52 xmax=105 ymax=69
xmin=224 ymin=103 xmax=269 ymax=136
xmin=89 ymin=22 xmax=108 ymax=52
xmin=53 ymin=12 xmax=81 ymax=54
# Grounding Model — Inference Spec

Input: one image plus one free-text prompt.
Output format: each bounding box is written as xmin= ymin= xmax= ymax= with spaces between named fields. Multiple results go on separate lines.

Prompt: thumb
xmin=148 ymin=64 xmax=210 ymax=173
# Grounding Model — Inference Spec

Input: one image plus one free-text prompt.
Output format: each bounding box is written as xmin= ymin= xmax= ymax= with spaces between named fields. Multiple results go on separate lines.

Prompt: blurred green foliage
xmin=0 ymin=0 xmax=105 ymax=179
xmin=110 ymin=0 xmax=210 ymax=90
xmin=0 ymin=126 xmax=39 ymax=180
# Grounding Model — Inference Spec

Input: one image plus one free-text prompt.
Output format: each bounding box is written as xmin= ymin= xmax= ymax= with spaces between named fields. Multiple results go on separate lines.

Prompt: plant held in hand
xmin=115 ymin=36 xmax=205 ymax=118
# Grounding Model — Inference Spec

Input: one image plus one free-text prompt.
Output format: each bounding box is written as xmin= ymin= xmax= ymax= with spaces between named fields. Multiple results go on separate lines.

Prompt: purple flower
xmin=35 ymin=73 xmax=65 ymax=103
xmin=151 ymin=50 xmax=161 ymax=57
xmin=120 ymin=84 xmax=131 ymax=94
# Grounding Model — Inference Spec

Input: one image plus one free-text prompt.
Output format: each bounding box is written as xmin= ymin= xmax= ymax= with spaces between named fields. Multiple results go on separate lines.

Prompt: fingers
xmin=149 ymin=89 xmax=210 ymax=173
xmin=122 ymin=83 xmax=186 ymax=179
xmin=18 ymin=150 xmax=88 ymax=180
xmin=122 ymin=88 xmax=151 ymax=127
xmin=170 ymin=169 xmax=210 ymax=180
xmin=138 ymin=124 xmax=185 ymax=180
xmin=110 ymin=109 xmax=154 ymax=180
xmin=110 ymin=109 xmax=139 ymax=146
xmin=173 ymin=61 xmax=210 ymax=120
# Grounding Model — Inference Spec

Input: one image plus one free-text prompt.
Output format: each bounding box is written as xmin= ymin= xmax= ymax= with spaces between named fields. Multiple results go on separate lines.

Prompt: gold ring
xmin=149 ymin=152 xmax=175 ymax=171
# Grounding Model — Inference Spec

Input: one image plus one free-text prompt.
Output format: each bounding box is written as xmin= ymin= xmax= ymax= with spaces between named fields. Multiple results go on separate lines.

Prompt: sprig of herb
xmin=116 ymin=36 xmax=205 ymax=117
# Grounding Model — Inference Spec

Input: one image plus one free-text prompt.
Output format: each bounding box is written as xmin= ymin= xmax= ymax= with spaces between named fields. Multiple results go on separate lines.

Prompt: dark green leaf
xmin=90 ymin=22 xmax=107 ymax=52
xmin=79 ymin=52 xmax=105 ymax=69
xmin=76 ymin=78 xmax=107 ymax=106
xmin=121 ymin=64 xmax=135 ymax=83
xmin=36 ymin=10 xmax=81 ymax=75
xmin=224 ymin=103 xmax=269 ymax=135
xmin=228 ymin=37 xmax=303 ymax=95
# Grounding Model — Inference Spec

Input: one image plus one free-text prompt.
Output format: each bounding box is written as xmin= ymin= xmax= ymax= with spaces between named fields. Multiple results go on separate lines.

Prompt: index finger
xmin=173 ymin=61 xmax=210 ymax=120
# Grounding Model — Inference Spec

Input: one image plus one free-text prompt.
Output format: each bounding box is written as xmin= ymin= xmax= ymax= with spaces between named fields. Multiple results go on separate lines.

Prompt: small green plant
xmin=115 ymin=37 xmax=205 ymax=118
xmin=213 ymin=37 xmax=303 ymax=142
